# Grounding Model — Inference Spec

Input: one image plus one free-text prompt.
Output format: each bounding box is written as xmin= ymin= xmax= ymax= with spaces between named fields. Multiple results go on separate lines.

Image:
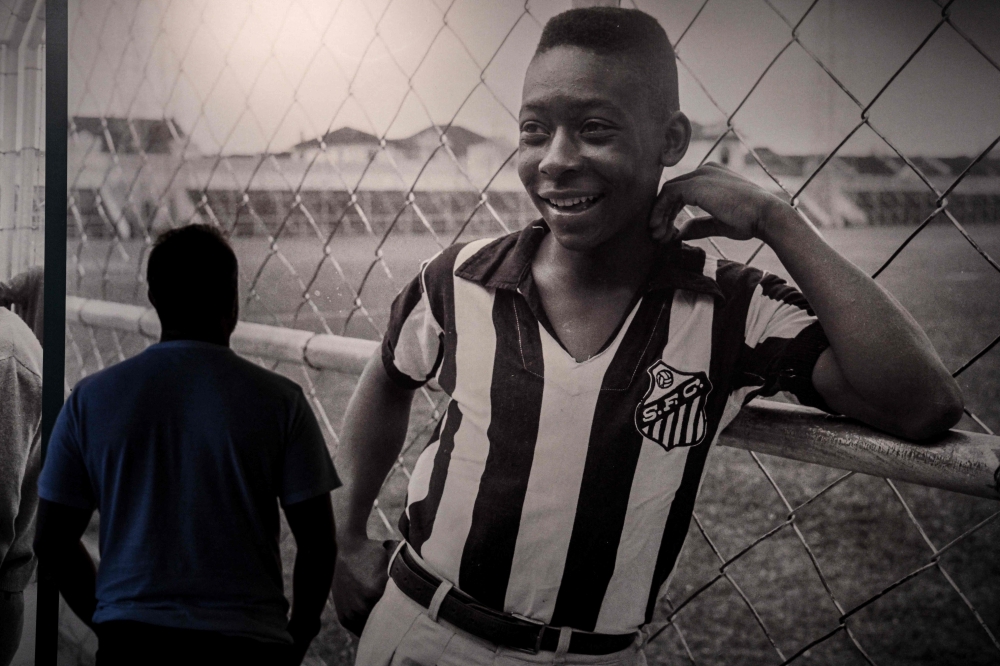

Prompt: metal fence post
xmin=38 ymin=0 xmax=67 ymax=664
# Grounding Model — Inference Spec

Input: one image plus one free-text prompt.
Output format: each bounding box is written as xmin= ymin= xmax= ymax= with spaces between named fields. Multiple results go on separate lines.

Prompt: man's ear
xmin=659 ymin=111 xmax=692 ymax=168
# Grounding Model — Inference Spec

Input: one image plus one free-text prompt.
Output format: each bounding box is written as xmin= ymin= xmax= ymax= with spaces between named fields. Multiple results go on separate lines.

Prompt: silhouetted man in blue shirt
xmin=35 ymin=225 xmax=339 ymax=666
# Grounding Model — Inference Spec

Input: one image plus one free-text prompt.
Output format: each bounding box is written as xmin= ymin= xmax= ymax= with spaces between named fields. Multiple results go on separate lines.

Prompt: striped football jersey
xmin=381 ymin=222 xmax=831 ymax=635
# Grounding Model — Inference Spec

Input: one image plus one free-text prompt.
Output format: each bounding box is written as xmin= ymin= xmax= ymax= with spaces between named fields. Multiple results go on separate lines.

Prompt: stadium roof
xmin=750 ymin=148 xmax=1000 ymax=179
xmin=71 ymin=117 xmax=184 ymax=154
xmin=292 ymin=125 xmax=493 ymax=158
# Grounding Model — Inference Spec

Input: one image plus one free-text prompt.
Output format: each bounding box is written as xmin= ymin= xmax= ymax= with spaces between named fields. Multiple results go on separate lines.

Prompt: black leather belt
xmin=389 ymin=546 xmax=637 ymax=655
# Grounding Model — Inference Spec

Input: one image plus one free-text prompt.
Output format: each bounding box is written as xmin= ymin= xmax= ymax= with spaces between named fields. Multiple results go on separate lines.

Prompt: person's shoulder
xmin=663 ymin=241 xmax=760 ymax=298
xmin=707 ymin=252 xmax=809 ymax=316
xmin=453 ymin=223 xmax=545 ymax=288
xmin=419 ymin=239 xmax=474 ymax=287
xmin=0 ymin=307 xmax=41 ymax=377
xmin=224 ymin=351 xmax=306 ymax=399
xmin=416 ymin=228 xmax=526 ymax=300
xmin=421 ymin=233 xmax=514 ymax=284
xmin=706 ymin=252 xmax=767 ymax=300
xmin=68 ymin=346 xmax=157 ymax=398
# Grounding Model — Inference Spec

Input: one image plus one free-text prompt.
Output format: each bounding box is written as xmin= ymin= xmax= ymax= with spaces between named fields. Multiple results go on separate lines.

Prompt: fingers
xmin=675 ymin=215 xmax=725 ymax=242
xmin=675 ymin=215 xmax=754 ymax=242
xmin=332 ymin=540 xmax=392 ymax=637
xmin=650 ymin=203 xmax=685 ymax=243
xmin=338 ymin=608 xmax=369 ymax=638
xmin=649 ymin=183 xmax=689 ymax=243
xmin=334 ymin=579 xmax=382 ymax=637
xmin=647 ymin=185 xmax=675 ymax=240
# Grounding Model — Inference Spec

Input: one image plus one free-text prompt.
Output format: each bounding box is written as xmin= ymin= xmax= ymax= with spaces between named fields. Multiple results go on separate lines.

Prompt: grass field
xmin=64 ymin=222 xmax=1000 ymax=665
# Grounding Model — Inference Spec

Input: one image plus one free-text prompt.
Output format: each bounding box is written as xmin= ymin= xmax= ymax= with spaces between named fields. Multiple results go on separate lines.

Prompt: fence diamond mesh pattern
xmin=63 ymin=0 xmax=999 ymax=664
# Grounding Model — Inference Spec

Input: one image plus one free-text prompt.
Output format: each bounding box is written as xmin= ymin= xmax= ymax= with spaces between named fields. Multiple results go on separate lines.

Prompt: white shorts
xmin=354 ymin=579 xmax=647 ymax=666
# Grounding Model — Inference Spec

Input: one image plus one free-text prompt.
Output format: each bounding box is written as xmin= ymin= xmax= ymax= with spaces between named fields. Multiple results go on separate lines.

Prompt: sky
xmin=68 ymin=0 xmax=1000 ymax=157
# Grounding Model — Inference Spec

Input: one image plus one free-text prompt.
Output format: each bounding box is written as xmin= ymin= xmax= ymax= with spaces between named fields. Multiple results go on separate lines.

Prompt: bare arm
xmin=651 ymin=164 xmax=963 ymax=440
xmin=283 ymin=493 xmax=337 ymax=665
xmin=332 ymin=352 xmax=414 ymax=636
xmin=33 ymin=499 xmax=97 ymax=627
xmin=760 ymin=206 xmax=962 ymax=439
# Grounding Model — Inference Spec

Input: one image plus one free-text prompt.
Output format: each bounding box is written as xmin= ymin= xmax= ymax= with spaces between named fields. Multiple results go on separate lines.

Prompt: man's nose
xmin=538 ymin=128 xmax=581 ymax=179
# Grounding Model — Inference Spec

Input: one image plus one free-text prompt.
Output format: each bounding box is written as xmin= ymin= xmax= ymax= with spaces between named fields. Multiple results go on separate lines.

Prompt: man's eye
xmin=581 ymin=122 xmax=614 ymax=136
xmin=519 ymin=123 xmax=548 ymax=144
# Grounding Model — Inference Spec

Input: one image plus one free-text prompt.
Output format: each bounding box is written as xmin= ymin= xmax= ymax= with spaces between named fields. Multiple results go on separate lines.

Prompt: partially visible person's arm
xmin=332 ymin=353 xmax=414 ymax=637
xmin=33 ymin=499 xmax=96 ymax=627
xmin=650 ymin=164 xmax=963 ymax=440
xmin=283 ymin=493 xmax=336 ymax=666
xmin=0 ymin=267 xmax=44 ymax=342
xmin=0 ymin=353 xmax=40 ymax=575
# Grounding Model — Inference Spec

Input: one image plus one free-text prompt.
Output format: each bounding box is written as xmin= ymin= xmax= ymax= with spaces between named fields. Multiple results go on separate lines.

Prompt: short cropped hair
xmin=535 ymin=7 xmax=679 ymax=116
xmin=147 ymin=224 xmax=238 ymax=329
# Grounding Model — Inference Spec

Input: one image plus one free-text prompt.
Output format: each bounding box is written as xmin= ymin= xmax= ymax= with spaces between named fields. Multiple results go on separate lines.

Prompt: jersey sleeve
xmin=37 ymin=394 xmax=96 ymax=511
xmin=0 ymin=355 xmax=42 ymax=564
xmin=381 ymin=258 xmax=445 ymax=389
xmin=279 ymin=388 xmax=341 ymax=507
xmin=737 ymin=272 xmax=833 ymax=412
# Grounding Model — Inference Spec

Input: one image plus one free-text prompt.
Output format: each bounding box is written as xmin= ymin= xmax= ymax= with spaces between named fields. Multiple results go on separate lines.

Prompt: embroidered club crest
xmin=635 ymin=361 xmax=713 ymax=451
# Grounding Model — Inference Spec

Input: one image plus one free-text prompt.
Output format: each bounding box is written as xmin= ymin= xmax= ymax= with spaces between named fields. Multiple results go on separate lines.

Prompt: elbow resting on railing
xmin=884 ymin=376 xmax=966 ymax=443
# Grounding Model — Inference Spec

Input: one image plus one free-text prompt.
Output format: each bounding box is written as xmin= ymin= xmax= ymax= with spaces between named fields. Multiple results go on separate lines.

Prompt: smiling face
xmin=518 ymin=45 xmax=682 ymax=252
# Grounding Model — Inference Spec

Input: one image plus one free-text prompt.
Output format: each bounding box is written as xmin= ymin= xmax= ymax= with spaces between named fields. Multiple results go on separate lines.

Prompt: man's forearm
xmin=287 ymin=543 xmax=336 ymax=650
xmin=56 ymin=541 xmax=98 ymax=627
xmin=762 ymin=205 xmax=962 ymax=435
xmin=334 ymin=354 xmax=414 ymax=543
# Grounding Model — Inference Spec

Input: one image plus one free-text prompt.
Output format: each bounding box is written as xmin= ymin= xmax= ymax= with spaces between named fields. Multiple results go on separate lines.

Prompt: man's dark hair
xmin=147 ymin=224 xmax=238 ymax=330
xmin=535 ymin=7 xmax=679 ymax=115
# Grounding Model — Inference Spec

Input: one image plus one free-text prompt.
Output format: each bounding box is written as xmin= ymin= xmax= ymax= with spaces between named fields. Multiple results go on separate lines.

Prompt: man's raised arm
xmin=650 ymin=163 xmax=963 ymax=441
xmin=331 ymin=352 xmax=415 ymax=636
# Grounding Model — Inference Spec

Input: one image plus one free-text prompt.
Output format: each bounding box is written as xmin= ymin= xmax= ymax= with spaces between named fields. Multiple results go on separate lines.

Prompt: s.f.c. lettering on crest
xmin=635 ymin=360 xmax=713 ymax=451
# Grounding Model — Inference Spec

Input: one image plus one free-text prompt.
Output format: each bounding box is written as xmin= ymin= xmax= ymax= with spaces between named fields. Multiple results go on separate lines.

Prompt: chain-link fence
xmin=64 ymin=0 xmax=999 ymax=663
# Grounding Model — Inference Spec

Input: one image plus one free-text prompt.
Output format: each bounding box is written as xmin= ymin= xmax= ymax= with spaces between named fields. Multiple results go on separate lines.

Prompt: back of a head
xmin=536 ymin=6 xmax=679 ymax=115
xmin=147 ymin=224 xmax=238 ymax=332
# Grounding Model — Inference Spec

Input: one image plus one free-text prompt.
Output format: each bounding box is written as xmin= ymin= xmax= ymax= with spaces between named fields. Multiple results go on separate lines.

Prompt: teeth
xmin=546 ymin=195 xmax=597 ymax=208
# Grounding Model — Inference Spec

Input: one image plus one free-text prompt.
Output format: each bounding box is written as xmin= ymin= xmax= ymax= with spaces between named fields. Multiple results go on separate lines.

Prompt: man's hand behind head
xmin=648 ymin=163 xmax=790 ymax=245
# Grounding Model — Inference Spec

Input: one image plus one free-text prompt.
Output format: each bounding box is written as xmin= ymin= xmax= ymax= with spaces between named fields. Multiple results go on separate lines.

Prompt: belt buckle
xmin=508 ymin=622 xmax=545 ymax=655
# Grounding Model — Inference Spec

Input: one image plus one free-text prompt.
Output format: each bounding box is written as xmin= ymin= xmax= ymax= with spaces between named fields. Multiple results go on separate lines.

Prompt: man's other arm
xmin=33 ymin=499 xmax=96 ymax=626
xmin=283 ymin=492 xmax=336 ymax=665
xmin=0 ymin=353 xmax=40 ymax=575
xmin=760 ymin=206 xmax=963 ymax=439
xmin=332 ymin=352 xmax=414 ymax=636
xmin=652 ymin=164 xmax=963 ymax=440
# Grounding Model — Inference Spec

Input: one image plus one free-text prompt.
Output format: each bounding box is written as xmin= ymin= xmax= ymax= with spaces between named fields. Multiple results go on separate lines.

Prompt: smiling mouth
xmin=541 ymin=194 xmax=603 ymax=213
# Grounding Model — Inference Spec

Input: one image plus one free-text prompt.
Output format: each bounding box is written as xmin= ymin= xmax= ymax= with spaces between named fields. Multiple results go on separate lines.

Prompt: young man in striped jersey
xmin=333 ymin=7 xmax=963 ymax=665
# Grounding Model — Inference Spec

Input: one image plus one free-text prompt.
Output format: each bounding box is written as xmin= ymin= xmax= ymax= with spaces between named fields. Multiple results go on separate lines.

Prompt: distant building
xmin=288 ymin=124 xmax=520 ymax=191
xmin=686 ymin=120 xmax=742 ymax=169
xmin=71 ymin=117 xmax=185 ymax=155
xmin=68 ymin=116 xmax=999 ymax=239
xmin=749 ymin=148 xmax=1000 ymax=227
xmin=69 ymin=116 xmax=199 ymax=239
xmin=291 ymin=127 xmax=380 ymax=167
xmin=69 ymin=120 xmax=532 ymax=239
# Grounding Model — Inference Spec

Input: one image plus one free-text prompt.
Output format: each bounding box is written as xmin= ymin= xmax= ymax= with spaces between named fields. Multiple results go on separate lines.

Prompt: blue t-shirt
xmin=38 ymin=340 xmax=341 ymax=642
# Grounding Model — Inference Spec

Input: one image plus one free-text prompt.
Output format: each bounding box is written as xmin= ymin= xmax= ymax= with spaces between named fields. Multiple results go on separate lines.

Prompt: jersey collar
xmin=455 ymin=220 xmax=724 ymax=301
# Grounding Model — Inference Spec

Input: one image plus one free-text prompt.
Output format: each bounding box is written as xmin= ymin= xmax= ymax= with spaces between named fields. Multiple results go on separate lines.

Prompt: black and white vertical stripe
xmin=383 ymin=232 xmax=828 ymax=634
